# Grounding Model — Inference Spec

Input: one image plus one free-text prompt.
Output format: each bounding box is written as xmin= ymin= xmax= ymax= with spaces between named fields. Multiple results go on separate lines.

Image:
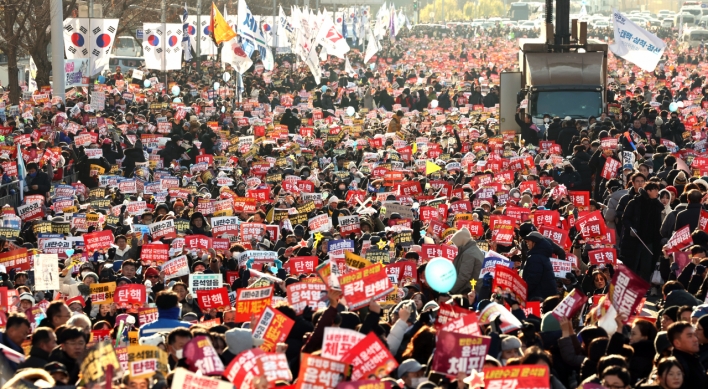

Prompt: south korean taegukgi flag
xmin=164 ymin=24 xmax=183 ymax=70
xmin=63 ymin=18 xmax=90 ymax=59
xmin=143 ymin=23 xmax=165 ymax=70
xmin=185 ymin=16 xmax=218 ymax=56
xmin=89 ymin=19 xmax=120 ymax=75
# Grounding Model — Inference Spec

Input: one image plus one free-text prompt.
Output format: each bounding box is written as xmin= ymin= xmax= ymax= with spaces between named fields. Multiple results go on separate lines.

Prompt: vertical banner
xmin=143 ymin=23 xmax=165 ymax=70
xmin=164 ymin=23 xmax=183 ymax=70
xmin=63 ymin=18 xmax=90 ymax=58
xmin=89 ymin=19 xmax=119 ymax=75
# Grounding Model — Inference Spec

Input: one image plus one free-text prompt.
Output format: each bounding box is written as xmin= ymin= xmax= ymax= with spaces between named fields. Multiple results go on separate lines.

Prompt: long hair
xmin=401 ymin=325 xmax=437 ymax=365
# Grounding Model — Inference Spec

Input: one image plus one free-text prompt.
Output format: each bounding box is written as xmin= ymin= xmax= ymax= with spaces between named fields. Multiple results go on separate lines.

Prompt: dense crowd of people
xmin=1 ymin=15 xmax=708 ymax=389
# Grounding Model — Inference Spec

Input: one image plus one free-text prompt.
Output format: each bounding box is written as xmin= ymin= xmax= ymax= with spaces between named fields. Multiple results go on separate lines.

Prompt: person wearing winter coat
xmin=387 ymin=111 xmax=403 ymax=133
xmin=553 ymin=161 xmax=582 ymax=189
xmin=159 ymin=135 xmax=185 ymax=167
xmin=603 ymin=180 xmax=627 ymax=231
xmin=138 ymin=290 xmax=192 ymax=337
xmin=621 ymin=183 xmax=664 ymax=282
xmin=450 ymin=227 xmax=484 ymax=295
xmin=521 ymin=232 xmax=558 ymax=301
xmin=675 ymin=189 xmax=704 ymax=233
xmin=570 ymin=146 xmax=593 ymax=192
xmin=515 ymin=109 xmax=539 ymax=146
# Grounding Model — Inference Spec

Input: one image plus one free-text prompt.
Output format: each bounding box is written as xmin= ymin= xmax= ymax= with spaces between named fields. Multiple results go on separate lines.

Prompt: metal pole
xmin=273 ymin=0 xmax=277 ymax=59
xmin=162 ymin=0 xmax=166 ymax=86
xmin=196 ymin=0 xmax=201 ymax=74
xmin=51 ymin=0 xmax=65 ymax=102
xmin=89 ymin=0 xmax=94 ymax=17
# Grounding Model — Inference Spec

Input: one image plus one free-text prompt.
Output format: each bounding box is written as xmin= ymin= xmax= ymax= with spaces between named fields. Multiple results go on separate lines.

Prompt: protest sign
xmin=80 ymin=341 xmax=124 ymax=385
xmin=286 ymin=281 xmax=328 ymax=315
xmin=384 ymin=261 xmax=417 ymax=286
xmin=114 ymin=284 xmax=146 ymax=309
xmin=339 ymin=215 xmax=361 ymax=235
xmin=188 ymin=274 xmax=221 ymax=292
xmin=126 ymin=344 xmax=169 ymax=379
xmin=484 ymin=365 xmax=550 ymax=389
xmin=442 ymin=311 xmax=482 ymax=336
xmin=138 ymin=307 xmax=158 ymax=326
xmin=286 ymin=256 xmax=318 ymax=275
xmin=479 ymin=252 xmax=513 ymax=277
xmin=256 ymin=353 xmax=293 ymax=384
xmin=435 ymin=301 xmax=473 ymax=330
xmin=610 ymin=265 xmax=651 ymax=323
xmin=322 ymin=327 xmax=366 ymax=360
xmin=183 ymin=336 xmax=225 ymax=376
xmin=0 ymin=248 xmax=30 ymax=271
xmin=235 ymin=286 xmax=273 ymax=322
xmin=162 ymin=255 xmax=190 ymax=279
xmin=295 ymin=354 xmax=348 ymax=389
xmin=432 ymin=332 xmax=491 ymax=377
xmin=550 ymin=258 xmax=572 ymax=278
xmin=309 ymin=213 xmax=333 ymax=232
xmin=252 ymin=305 xmax=295 ymax=352
xmin=491 ymin=265 xmax=528 ymax=307
xmin=610 ymin=10 xmax=666 ymax=71
xmin=90 ymin=282 xmax=117 ymax=304
xmin=339 ymin=263 xmax=393 ymax=310
xmin=196 ymin=287 xmax=231 ymax=311
xmin=141 ymin=243 xmax=169 ymax=265
xmin=148 ymin=219 xmax=177 ymax=240
xmin=666 ymin=225 xmax=693 ymax=253
xmin=588 ymin=248 xmax=617 ymax=266
xmin=551 ymin=288 xmax=589 ymax=322
xmin=83 ymin=230 xmax=114 ymax=252
xmin=172 ymin=367 xmax=234 ymax=389
xmin=342 ymin=332 xmax=398 ymax=381
xmin=478 ymin=302 xmax=523 ymax=333
xmin=17 ymin=201 xmax=44 ymax=222
xmin=34 ymin=254 xmax=60 ymax=290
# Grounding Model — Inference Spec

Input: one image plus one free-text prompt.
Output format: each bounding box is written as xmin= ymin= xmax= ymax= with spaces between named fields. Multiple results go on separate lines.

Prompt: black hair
xmin=57 ymin=326 xmax=85 ymax=344
xmin=167 ymin=327 xmax=193 ymax=345
xmin=155 ymin=290 xmax=180 ymax=310
xmin=601 ymin=366 xmax=631 ymax=386
xmin=31 ymin=327 xmax=54 ymax=347
xmin=667 ymin=322 xmax=694 ymax=348
xmin=6 ymin=313 xmax=30 ymax=330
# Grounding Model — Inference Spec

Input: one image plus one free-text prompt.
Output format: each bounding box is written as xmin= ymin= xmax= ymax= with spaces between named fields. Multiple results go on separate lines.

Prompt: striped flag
xmin=182 ymin=3 xmax=193 ymax=61
xmin=17 ymin=144 xmax=25 ymax=202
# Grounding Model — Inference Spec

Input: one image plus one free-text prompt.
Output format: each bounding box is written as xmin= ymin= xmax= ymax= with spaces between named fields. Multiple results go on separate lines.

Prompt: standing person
xmin=515 ymin=108 xmax=539 ymax=146
xmin=521 ymin=232 xmax=558 ymax=301
xmin=23 ymin=162 xmax=51 ymax=197
xmin=669 ymin=322 xmax=707 ymax=389
xmin=449 ymin=227 xmax=484 ymax=295
xmin=0 ymin=314 xmax=30 ymax=372
xmin=621 ymin=182 xmax=664 ymax=282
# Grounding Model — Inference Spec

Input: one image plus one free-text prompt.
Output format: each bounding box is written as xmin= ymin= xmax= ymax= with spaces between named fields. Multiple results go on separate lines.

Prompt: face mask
xmin=29 ymin=172 xmax=37 ymax=178
xmin=175 ymin=349 xmax=184 ymax=359
xmin=544 ymin=118 xmax=550 ymax=123
xmin=232 ymin=252 xmax=239 ymax=259
xmin=409 ymin=377 xmax=425 ymax=389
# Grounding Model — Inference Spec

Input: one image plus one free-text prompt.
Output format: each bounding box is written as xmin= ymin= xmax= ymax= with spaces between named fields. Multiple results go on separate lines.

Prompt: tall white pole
xmin=51 ymin=0 xmax=65 ymax=103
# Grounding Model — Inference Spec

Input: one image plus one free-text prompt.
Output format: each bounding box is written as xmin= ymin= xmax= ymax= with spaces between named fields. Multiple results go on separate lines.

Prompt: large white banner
xmin=63 ymin=18 xmax=90 ymax=59
xmin=222 ymin=39 xmax=253 ymax=73
xmin=88 ymin=19 xmax=119 ymax=75
xmin=186 ymin=15 xmax=218 ymax=56
xmin=315 ymin=17 xmax=350 ymax=59
xmin=143 ymin=23 xmax=165 ymax=70
xmin=610 ymin=10 xmax=666 ymax=72
xmin=164 ymin=24 xmax=183 ymax=71
xmin=64 ymin=58 xmax=90 ymax=88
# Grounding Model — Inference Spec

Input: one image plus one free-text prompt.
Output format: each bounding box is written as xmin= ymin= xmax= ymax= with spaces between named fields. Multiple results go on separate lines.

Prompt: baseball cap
xmin=397 ymin=358 xmax=424 ymax=378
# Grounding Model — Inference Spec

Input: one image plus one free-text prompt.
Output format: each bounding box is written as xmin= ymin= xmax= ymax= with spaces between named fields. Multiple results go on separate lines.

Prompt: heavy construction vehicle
xmin=500 ymin=0 xmax=608 ymax=130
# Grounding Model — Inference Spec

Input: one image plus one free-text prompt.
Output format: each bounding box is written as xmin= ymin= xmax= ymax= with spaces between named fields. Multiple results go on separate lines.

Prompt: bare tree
xmin=0 ymin=0 xmax=33 ymax=104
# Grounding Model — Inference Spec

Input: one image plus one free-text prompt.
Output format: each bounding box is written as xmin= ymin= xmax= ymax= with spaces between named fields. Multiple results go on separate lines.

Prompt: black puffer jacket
xmin=571 ymin=150 xmax=593 ymax=191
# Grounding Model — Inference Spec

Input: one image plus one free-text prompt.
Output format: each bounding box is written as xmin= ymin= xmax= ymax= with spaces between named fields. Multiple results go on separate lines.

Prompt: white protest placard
xmin=161 ymin=255 xmax=190 ymax=280
xmin=132 ymin=69 xmax=144 ymax=80
xmin=90 ymin=92 xmax=105 ymax=111
xmin=308 ymin=214 xmax=332 ymax=233
xmin=189 ymin=274 xmax=222 ymax=292
xmin=610 ymin=10 xmax=667 ymax=72
xmin=550 ymin=258 xmax=573 ymax=278
xmin=35 ymin=254 xmax=60 ymax=290
xmin=321 ymin=327 xmax=366 ymax=360
xmin=171 ymin=367 xmax=233 ymax=389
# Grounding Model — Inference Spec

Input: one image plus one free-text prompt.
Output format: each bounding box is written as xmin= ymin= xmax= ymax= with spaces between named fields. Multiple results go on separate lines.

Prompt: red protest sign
xmin=533 ymin=210 xmax=559 ymax=227
xmin=588 ymin=248 xmax=617 ymax=266
xmin=83 ymin=230 xmax=114 ymax=252
xmin=0 ymin=249 xmax=30 ymax=271
xmin=484 ymin=365 xmax=550 ymax=389
xmin=435 ymin=301 xmax=473 ymax=330
xmin=442 ymin=311 xmax=482 ymax=336
xmin=185 ymin=235 xmax=213 ymax=251
xmin=138 ymin=307 xmax=159 ymax=326
xmin=252 ymin=305 xmax=295 ymax=352
xmin=491 ymin=265 xmax=528 ymax=307
xmin=141 ymin=244 xmax=169 ymax=265
xmin=610 ymin=265 xmax=651 ymax=324
xmin=224 ymin=348 xmax=265 ymax=388
xmin=17 ymin=201 xmax=44 ymax=222
xmin=286 ymin=281 xmax=328 ymax=315
xmin=235 ymin=286 xmax=273 ymax=322
xmin=113 ymin=284 xmax=146 ymax=309
xmin=295 ymin=354 xmax=348 ymax=389
xmin=338 ymin=215 xmax=361 ymax=235
xmin=342 ymin=332 xmax=398 ymax=381
xmin=601 ymin=158 xmax=621 ymax=180
xmin=432 ymin=332 xmax=491 ymax=378
xmin=456 ymin=221 xmax=484 ymax=238
xmin=577 ymin=211 xmax=607 ymax=239
xmin=538 ymin=225 xmax=570 ymax=250
xmin=666 ymin=225 xmax=693 ymax=253
xmin=385 ymin=261 xmax=418 ymax=286
xmin=286 ymin=257 xmax=318 ymax=275
xmin=196 ymin=287 xmax=231 ymax=311
xmin=183 ymin=335 xmax=225 ymax=376
xmin=569 ymin=191 xmax=590 ymax=211
xmin=338 ymin=263 xmax=393 ymax=310
xmin=700 ymin=209 xmax=708 ymax=232
xmin=551 ymin=288 xmax=588 ymax=322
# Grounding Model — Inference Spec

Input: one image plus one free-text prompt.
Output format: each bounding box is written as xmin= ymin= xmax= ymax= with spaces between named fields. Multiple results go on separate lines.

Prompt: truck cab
xmin=500 ymin=16 xmax=608 ymax=130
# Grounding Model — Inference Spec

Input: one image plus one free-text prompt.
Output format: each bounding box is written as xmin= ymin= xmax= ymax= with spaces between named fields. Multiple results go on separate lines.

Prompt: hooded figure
xmin=521 ymin=232 xmax=558 ymax=301
xmin=189 ymin=212 xmax=212 ymax=237
xmin=450 ymin=227 xmax=484 ymax=295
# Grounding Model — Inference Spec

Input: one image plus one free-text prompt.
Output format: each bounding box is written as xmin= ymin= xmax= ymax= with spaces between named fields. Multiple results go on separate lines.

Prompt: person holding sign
xmin=24 ymin=163 xmax=51 ymax=197
xmin=521 ymin=232 xmax=557 ymax=301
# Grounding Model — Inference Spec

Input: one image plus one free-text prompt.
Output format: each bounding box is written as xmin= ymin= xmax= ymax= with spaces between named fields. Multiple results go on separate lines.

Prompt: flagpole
xmin=197 ymin=0 xmax=202 ymax=75
xmin=161 ymin=0 xmax=167 ymax=90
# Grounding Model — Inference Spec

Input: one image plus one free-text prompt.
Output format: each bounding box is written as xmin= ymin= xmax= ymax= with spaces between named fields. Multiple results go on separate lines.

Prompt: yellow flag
xmin=426 ymin=161 xmax=442 ymax=175
xmin=412 ymin=142 xmax=417 ymax=153
xmin=210 ymin=3 xmax=237 ymax=45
